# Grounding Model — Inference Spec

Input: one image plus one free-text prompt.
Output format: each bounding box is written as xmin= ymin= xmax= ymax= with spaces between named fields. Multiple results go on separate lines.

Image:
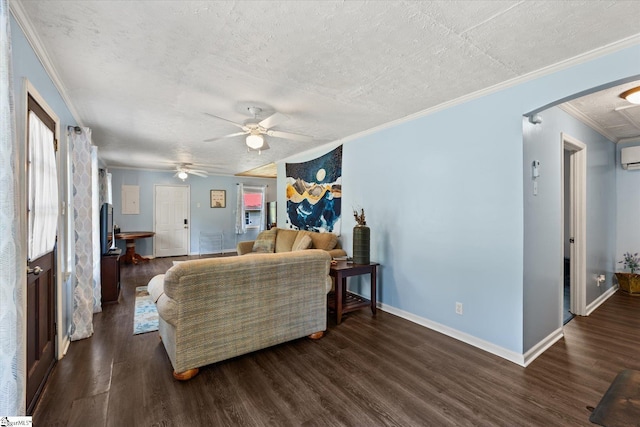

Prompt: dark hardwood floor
xmin=34 ymin=256 xmax=640 ymax=426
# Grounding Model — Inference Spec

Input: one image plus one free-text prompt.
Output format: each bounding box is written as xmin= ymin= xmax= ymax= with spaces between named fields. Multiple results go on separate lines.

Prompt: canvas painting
xmin=285 ymin=145 xmax=342 ymax=233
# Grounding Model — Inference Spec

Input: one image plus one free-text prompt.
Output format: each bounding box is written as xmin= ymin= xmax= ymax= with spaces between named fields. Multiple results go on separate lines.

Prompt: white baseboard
xmin=523 ymin=327 xmax=564 ymax=367
xmin=57 ymin=327 xmax=72 ymax=360
xmin=377 ymin=302 xmax=527 ymax=366
xmin=586 ymin=284 xmax=618 ymax=316
xmin=349 ymin=288 xmax=616 ymax=367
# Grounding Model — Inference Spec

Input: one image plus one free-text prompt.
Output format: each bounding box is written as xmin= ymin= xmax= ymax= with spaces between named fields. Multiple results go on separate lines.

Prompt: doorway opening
xmin=562 ymin=133 xmax=587 ymax=321
xmin=563 ymin=149 xmax=574 ymax=324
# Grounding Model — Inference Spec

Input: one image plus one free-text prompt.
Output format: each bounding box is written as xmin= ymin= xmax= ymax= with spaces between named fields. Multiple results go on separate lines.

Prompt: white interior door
xmin=154 ymin=185 xmax=189 ymax=257
xmin=562 ymin=133 xmax=587 ymax=317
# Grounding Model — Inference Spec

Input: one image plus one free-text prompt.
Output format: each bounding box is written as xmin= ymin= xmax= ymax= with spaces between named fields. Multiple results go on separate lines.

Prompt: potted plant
xmin=615 ymin=252 xmax=640 ymax=295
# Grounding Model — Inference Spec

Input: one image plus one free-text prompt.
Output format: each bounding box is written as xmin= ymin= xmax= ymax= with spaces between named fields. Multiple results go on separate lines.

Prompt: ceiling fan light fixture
xmin=246 ymin=134 xmax=264 ymax=149
xmin=177 ymin=170 xmax=188 ymax=181
xmin=620 ymin=86 xmax=640 ymax=105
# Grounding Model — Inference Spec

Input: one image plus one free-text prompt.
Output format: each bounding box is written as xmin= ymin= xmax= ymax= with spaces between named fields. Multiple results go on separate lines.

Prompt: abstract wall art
xmin=285 ymin=145 xmax=342 ymax=234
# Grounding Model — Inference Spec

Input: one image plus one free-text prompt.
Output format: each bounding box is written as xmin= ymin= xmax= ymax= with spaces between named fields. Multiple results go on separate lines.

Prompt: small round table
xmin=114 ymin=231 xmax=155 ymax=265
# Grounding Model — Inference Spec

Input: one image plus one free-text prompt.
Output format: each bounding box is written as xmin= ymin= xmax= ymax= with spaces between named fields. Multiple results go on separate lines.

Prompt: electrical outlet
xmin=455 ymin=302 xmax=463 ymax=315
xmin=596 ymin=274 xmax=605 ymax=287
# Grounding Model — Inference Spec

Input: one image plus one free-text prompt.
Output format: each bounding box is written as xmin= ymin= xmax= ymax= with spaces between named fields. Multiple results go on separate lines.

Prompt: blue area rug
xmin=133 ymin=286 xmax=158 ymax=335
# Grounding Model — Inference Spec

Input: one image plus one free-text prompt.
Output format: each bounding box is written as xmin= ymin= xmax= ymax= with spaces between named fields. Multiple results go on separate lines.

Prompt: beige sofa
xmin=237 ymin=227 xmax=347 ymax=258
xmin=148 ymin=250 xmax=332 ymax=380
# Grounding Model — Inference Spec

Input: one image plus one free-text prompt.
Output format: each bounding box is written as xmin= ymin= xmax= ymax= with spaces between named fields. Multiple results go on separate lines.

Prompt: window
xmin=235 ymin=184 xmax=266 ymax=233
xmin=27 ymin=94 xmax=58 ymax=261
xmin=243 ymin=187 xmax=264 ymax=228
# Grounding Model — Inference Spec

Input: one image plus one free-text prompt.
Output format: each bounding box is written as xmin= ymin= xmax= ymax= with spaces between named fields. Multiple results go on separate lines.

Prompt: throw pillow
xmin=294 ymin=230 xmax=338 ymax=251
xmin=292 ymin=235 xmax=313 ymax=251
xmin=274 ymin=228 xmax=298 ymax=252
xmin=252 ymin=228 xmax=277 ymax=253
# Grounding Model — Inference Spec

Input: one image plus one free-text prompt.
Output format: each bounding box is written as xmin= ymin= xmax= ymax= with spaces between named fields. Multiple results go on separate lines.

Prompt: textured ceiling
xmin=12 ymin=1 xmax=640 ymax=176
xmin=562 ymin=79 xmax=640 ymax=143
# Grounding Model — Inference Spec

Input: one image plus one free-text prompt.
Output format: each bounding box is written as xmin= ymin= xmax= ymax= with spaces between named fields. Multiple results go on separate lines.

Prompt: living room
xmin=2 ymin=1 xmax=640 ymax=423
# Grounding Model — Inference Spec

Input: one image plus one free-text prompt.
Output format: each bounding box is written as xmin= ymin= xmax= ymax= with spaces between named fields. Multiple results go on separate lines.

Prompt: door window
xmin=27 ymin=95 xmax=58 ymax=260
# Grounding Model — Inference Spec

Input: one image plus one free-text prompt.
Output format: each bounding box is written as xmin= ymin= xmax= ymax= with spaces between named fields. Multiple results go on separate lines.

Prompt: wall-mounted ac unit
xmin=621 ymin=146 xmax=640 ymax=170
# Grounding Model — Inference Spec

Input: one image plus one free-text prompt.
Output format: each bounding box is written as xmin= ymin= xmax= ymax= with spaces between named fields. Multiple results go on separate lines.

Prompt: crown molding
xmin=285 ymin=35 xmax=640 ymax=159
xmin=558 ymin=103 xmax=619 ymax=143
xmin=9 ymin=0 xmax=83 ymax=126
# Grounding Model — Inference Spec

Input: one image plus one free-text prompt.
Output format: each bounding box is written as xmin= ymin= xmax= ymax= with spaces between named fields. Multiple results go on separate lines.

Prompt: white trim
xmin=59 ymin=335 xmax=70 ymax=358
xmin=9 ymin=2 xmax=83 ymax=125
xmin=586 ymin=285 xmax=618 ymax=316
xmin=377 ymin=302 xmax=526 ymax=367
xmin=558 ymin=104 xmax=618 ymax=143
xmin=562 ymin=133 xmax=587 ymax=316
xmin=523 ymin=328 xmax=564 ymax=367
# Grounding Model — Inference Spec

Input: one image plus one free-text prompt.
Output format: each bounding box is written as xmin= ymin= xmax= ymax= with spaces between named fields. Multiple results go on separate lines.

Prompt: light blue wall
xmin=11 ymin=15 xmax=79 ymax=339
xmin=109 ymin=169 xmax=275 ymax=256
xmin=278 ymin=44 xmax=640 ymax=355
xmin=616 ymin=142 xmax=640 ymax=267
xmin=523 ymin=107 xmax=617 ymax=351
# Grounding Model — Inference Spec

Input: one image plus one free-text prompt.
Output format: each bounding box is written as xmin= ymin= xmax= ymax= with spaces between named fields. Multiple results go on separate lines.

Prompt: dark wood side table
xmin=329 ymin=261 xmax=379 ymax=324
xmin=114 ymin=231 xmax=155 ymax=264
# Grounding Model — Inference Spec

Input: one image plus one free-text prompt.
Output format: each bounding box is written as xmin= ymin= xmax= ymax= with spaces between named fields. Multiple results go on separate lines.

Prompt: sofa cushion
xmin=294 ymin=230 xmax=338 ymax=251
xmin=252 ymin=228 xmax=277 ymax=253
xmin=292 ymin=234 xmax=313 ymax=251
xmin=275 ymin=228 xmax=298 ymax=253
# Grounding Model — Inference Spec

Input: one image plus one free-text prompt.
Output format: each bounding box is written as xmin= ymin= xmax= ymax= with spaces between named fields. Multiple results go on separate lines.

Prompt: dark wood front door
xmin=26 ymin=93 xmax=58 ymax=413
xmin=26 ymin=250 xmax=56 ymax=413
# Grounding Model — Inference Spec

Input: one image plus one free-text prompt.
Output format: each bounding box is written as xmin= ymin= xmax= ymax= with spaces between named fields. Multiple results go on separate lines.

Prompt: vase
xmin=352 ymin=224 xmax=370 ymax=265
xmin=615 ymin=272 xmax=640 ymax=295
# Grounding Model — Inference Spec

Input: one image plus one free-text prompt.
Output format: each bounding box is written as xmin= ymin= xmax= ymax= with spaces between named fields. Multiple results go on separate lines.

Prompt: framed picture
xmin=210 ymin=190 xmax=226 ymax=208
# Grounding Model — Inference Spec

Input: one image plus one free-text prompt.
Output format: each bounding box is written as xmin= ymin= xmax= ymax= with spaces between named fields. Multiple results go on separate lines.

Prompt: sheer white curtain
xmin=27 ymin=110 xmax=58 ymax=260
xmin=0 ymin=0 xmax=26 ymax=415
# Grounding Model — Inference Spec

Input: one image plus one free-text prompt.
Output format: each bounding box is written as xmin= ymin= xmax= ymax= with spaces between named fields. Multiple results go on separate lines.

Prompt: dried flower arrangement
xmin=353 ymin=208 xmax=366 ymax=226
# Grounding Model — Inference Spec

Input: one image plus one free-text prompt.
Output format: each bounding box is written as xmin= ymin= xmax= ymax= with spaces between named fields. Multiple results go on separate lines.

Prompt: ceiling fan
xmin=174 ymin=163 xmax=208 ymax=181
xmin=204 ymin=107 xmax=313 ymax=153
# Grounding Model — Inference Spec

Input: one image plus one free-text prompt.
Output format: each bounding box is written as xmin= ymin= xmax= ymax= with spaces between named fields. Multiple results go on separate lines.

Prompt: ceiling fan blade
xmin=203 ymin=131 xmax=248 ymax=142
xmin=258 ymin=112 xmax=288 ymax=129
xmin=204 ymin=112 xmax=248 ymax=130
xmin=266 ymin=129 xmax=313 ymax=142
xmin=189 ymin=170 xmax=208 ymax=177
